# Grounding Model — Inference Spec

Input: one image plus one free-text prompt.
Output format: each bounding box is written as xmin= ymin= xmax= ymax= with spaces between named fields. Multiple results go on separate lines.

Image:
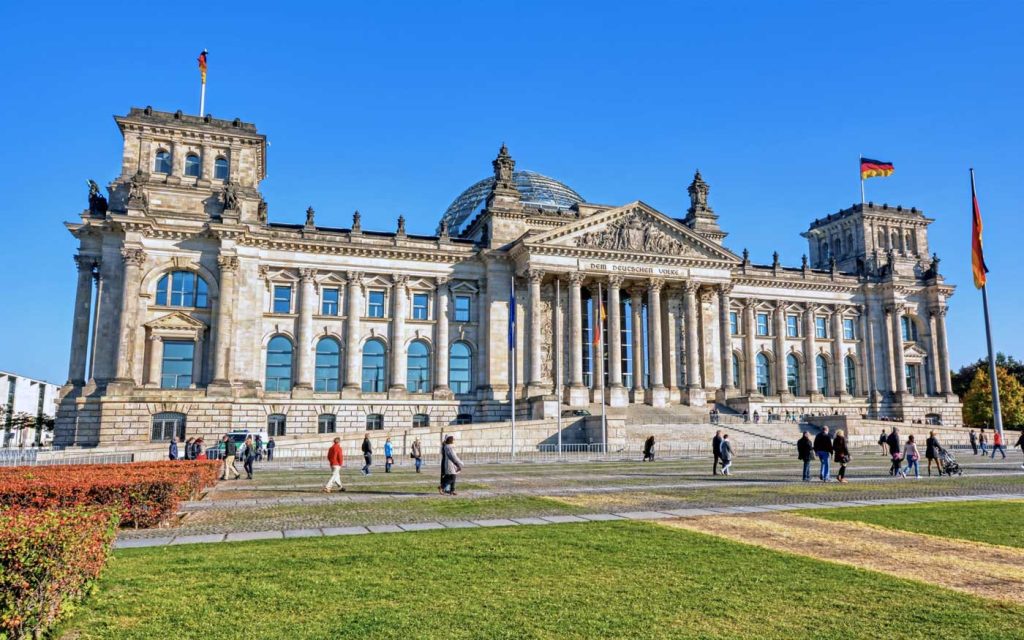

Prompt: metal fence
xmin=0 ymin=450 xmax=135 ymax=467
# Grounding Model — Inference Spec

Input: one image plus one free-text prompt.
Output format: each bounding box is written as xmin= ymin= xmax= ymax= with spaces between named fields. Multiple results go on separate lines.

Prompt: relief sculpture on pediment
xmin=574 ymin=210 xmax=693 ymax=256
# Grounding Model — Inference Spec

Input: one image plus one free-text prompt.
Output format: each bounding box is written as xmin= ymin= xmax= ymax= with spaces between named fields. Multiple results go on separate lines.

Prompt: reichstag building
xmin=56 ymin=107 xmax=961 ymax=447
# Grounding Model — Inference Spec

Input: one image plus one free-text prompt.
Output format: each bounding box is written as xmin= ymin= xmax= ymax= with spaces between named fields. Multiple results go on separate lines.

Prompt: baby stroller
xmin=938 ymin=447 xmax=962 ymax=476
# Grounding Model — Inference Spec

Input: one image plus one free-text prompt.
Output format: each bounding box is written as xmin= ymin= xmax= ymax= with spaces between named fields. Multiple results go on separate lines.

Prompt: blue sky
xmin=0 ymin=1 xmax=1021 ymax=383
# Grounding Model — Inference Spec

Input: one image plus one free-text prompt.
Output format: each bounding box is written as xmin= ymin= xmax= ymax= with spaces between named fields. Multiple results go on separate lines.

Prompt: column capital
xmin=717 ymin=283 xmax=734 ymax=297
xmin=743 ymin=297 xmax=757 ymax=310
xmin=120 ymin=247 xmax=146 ymax=266
xmin=568 ymin=271 xmax=584 ymax=286
xmin=74 ymin=254 xmax=98 ymax=271
xmin=526 ymin=268 xmax=544 ymax=284
xmin=929 ymin=305 xmax=948 ymax=318
xmin=607 ymin=274 xmax=625 ymax=288
xmin=391 ymin=273 xmax=408 ymax=288
xmin=299 ymin=268 xmax=318 ymax=282
xmin=648 ymin=277 xmax=664 ymax=293
xmin=347 ymin=270 xmax=364 ymax=285
xmin=217 ymin=255 xmax=240 ymax=272
xmin=884 ymin=303 xmax=901 ymax=316
xmin=435 ymin=275 xmax=449 ymax=289
xmin=682 ymin=281 xmax=699 ymax=296
xmin=628 ymin=284 xmax=645 ymax=299
xmin=148 ymin=334 xmax=162 ymax=342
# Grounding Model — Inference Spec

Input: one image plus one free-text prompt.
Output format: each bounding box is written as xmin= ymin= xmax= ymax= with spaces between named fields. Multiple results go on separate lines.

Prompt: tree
xmin=952 ymin=352 xmax=1024 ymax=399
xmin=962 ymin=366 xmax=1024 ymax=427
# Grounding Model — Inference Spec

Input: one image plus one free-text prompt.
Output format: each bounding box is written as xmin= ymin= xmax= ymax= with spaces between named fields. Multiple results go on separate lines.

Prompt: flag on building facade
xmin=860 ymin=158 xmax=894 ymax=180
xmin=198 ymin=50 xmax=208 ymax=83
xmin=508 ymin=281 xmax=516 ymax=351
xmin=593 ymin=298 xmax=606 ymax=345
xmin=971 ymin=172 xmax=989 ymax=289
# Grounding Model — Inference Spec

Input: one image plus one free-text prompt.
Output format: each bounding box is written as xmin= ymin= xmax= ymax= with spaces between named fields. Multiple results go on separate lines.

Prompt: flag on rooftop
xmin=860 ymin=157 xmax=894 ymax=180
xmin=198 ymin=49 xmax=208 ymax=84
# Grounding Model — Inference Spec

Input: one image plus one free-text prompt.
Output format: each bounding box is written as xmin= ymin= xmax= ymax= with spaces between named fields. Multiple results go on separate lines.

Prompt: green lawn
xmin=809 ymin=500 xmax=1024 ymax=548
xmin=61 ymin=521 xmax=1024 ymax=639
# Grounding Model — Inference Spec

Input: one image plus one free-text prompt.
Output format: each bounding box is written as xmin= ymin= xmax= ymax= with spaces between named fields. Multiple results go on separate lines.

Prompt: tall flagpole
xmin=972 ymin=168 xmax=1003 ymax=439
xmin=598 ymin=281 xmax=607 ymax=453
xmin=198 ymin=49 xmax=208 ymax=116
xmin=200 ymin=83 xmax=206 ymax=117
xmin=510 ymin=278 xmax=517 ymax=459
xmin=860 ymin=155 xmax=866 ymax=206
xmin=556 ymin=277 xmax=563 ymax=456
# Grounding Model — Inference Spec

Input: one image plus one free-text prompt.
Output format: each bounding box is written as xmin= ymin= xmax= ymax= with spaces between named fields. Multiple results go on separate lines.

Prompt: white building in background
xmin=1 ymin=371 xmax=59 ymax=447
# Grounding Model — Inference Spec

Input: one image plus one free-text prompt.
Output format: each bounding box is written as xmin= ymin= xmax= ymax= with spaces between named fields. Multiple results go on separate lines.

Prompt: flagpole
xmin=510 ymin=278 xmax=517 ymax=459
xmin=860 ymin=155 xmax=866 ymax=206
xmin=556 ymin=277 xmax=563 ymax=457
xmin=200 ymin=81 xmax=206 ymax=117
xmin=598 ymin=281 xmax=607 ymax=453
xmin=972 ymin=168 xmax=1003 ymax=439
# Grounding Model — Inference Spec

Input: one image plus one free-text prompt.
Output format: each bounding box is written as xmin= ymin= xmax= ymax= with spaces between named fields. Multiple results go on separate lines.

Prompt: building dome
xmin=439 ymin=170 xmax=584 ymax=235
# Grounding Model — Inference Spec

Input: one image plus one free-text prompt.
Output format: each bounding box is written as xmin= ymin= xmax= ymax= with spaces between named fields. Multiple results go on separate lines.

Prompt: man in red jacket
xmin=323 ymin=437 xmax=345 ymax=493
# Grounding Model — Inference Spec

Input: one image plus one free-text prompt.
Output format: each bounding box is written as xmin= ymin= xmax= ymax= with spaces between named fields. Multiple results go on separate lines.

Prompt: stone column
xmin=683 ymin=282 xmax=705 ymax=406
xmin=718 ymin=284 xmax=734 ymax=398
xmin=88 ymin=266 xmax=104 ymax=382
xmin=743 ymin=300 xmax=758 ymax=395
xmin=527 ymin=269 xmax=544 ymax=391
xmin=433 ymin=277 xmax=451 ymax=397
xmin=889 ymin=305 xmax=908 ymax=396
xmin=802 ymin=305 xmax=819 ymax=397
xmin=389 ymin=274 xmax=408 ymax=395
xmin=147 ymin=336 xmax=163 ymax=387
xmin=568 ymin=272 xmax=588 ymax=406
xmin=291 ymin=268 xmax=317 ymax=392
xmin=662 ymin=286 xmax=680 ymax=403
xmin=932 ymin=306 xmax=953 ymax=396
xmin=629 ymin=286 xmax=645 ymax=401
xmin=112 ymin=247 xmax=146 ymax=386
xmin=832 ymin=308 xmax=847 ymax=398
xmin=590 ymin=282 xmax=606 ymax=403
xmin=606 ymin=276 xmax=627 ymax=406
xmin=67 ymin=255 xmax=95 ymax=385
xmin=644 ymin=279 xmax=667 ymax=407
xmin=861 ymin=300 xmax=877 ymax=400
xmin=211 ymin=255 xmax=238 ymax=386
xmin=773 ymin=304 xmax=788 ymax=398
xmin=342 ymin=271 xmax=363 ymax=396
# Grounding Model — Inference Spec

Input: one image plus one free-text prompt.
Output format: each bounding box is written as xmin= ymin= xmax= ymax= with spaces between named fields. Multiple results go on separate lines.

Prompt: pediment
xmin=145 ymin=311 xmax=207 ymax=331
xmin=904 ymin=343 xmax=929 ymax=360
xmin=525 ymin=202 xmax=739 ymax=263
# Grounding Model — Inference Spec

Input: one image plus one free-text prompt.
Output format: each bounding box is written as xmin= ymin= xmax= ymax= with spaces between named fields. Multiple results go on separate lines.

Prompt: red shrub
xmin=0 ymin=506 xmax=119 ymax=640
xmin=0 ymin=461 xmax=220 ymax=529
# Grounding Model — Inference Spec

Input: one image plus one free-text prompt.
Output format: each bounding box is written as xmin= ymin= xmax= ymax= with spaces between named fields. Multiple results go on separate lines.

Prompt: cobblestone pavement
xmin=112 ymin=451 xmax=1024 ymax=543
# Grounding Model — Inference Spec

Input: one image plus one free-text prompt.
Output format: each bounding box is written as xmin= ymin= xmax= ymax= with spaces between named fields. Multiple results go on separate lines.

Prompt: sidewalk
xmin=113 ymin=492 xmax=1022 ymax=549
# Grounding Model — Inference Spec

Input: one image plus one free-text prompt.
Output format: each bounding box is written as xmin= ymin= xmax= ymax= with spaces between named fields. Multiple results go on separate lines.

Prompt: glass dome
xmin=439 ymin=170 xmax=584 ymax=235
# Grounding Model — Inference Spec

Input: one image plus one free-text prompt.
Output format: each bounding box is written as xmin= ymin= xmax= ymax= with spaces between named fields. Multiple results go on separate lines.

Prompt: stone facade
xmin=56 ymin=107 xmax=961 ymax=448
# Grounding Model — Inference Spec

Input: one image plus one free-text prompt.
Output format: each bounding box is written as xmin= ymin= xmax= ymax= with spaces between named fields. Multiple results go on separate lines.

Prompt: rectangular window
xmin=367 ymin=290 xmax=385 ymax=318
xmin=454 ymin=295 xmax=471 ymax=322
xmin=729 ymin=311 xmax=738 ymax=335
xmin=366 ymin=414 xmax=384 ymax=430
xmin=843 ymin=318 xmax=855 ymax=340
xmin=815 ymin=316 xmax=827 ymax=339
xmin=160 ymin=340 xmax=194 ymax=389
xmin=273 ymin=286 xmax=292 ymax=314
xmin=786 ymin=314 xmax=799 ymax=338
xmin=321 ymin=288 xmax=339 ymax=316
xmin=455 ymin=413 xmax=473 ymax=425
xmin=756 ymin=313 xmax=769 ymax=336
xmin=412 ymin=293 xmax=429 ymax=320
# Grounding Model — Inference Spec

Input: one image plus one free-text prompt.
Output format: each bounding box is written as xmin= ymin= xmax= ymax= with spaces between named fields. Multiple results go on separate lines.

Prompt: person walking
xmin=384 ymin=437 xmax=395 ymax=473
xmin=712 ymin=430 xmax=723 ymax=475
xmin=183 ymin=437 xmax=195 ymax=460
xmin=797 ymin=431 xmax=813 ymax=482
xmin=878 ymin=429 xmax=888 ymax=456
xmin=968 ymin=429 xmax=978 ymax=455
xmin=254 ymin=435 xmax=264 ymax=462
xmin=267 ymin=437 xmax=276 ymax=462
xmin=1015 ymin=431 xmax=1024 ymax=469
xmin=643 ymin=435 xmax=656 ymax=462
xmin=242 ymin=435 xmax=256 ymax=480
xmin=813 ymin=426 xmax=834 ymax=482
xmin=925 ymin=431 xmax=943 ymax=476
xmin=719 ymin=434 xmax=733 ymax=475
xmin=833 ymin=429 xmax=850 ymax=483
xmin=323 ymin=437 xmax=345 ymax=493
xmin=440 ymin=435 xmax=464 ymax=495
xmin=978 ymin=429 xmax=989 ymax=456
xmin=991 ymin=430 xmax=1007 ymax=460
xmin=886 ymin=427 xmax=902 ymax=476
xmin=411 ymin=438 xmax=423 ymax=473
xmin=220 ymin=435 xmax=240 ymax=480
xmin=361 ymin=434 xmax=373 ymax=475
xmin=169 ymin=437 xmax=180 ymax=461
xmin=194 ymin=437 xmax=207 ymax=460
xmin=902 ymin=435 xmax=920 ymax=479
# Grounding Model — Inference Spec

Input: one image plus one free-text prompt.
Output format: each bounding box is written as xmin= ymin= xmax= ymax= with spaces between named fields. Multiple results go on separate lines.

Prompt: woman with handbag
xmin=833 ymin=429 xmax=851 ymax=483
xmin=411 ymin=438 xmax=423 ymax=473
xmin=902 ymin=435 xmax=920 ymax=479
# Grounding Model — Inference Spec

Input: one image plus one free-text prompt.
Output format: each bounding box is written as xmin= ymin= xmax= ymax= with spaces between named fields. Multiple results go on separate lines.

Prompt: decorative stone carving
xmin=575 ymin=210 xmax=693 ymax=255
xmin=127 ymin=170 xmax=149 ymax=211
xmin=568 ymin=271 xmax=584 ymax=285
xmin=87 ymin=180 xmax=108 ymax=216
xmin=257 ymin=197 xmax=268 ymax=223
xmin=257 ymin=265 xmax=270 ymax=281
xmin=392 ymin=273 xmax=408 ymax=287
xmin=299 ymin=267 xmax=317 ymax=282
xmin=439 ymin=217 xmax=449 ymax=239
xmin=539 ymin=295 xmax=554 ymax=383
xmin=526 ymin=268 xmax=544 ymax=284
xmin=352 ymin=210 xmax=362 ymax=233
xmin=718 ymin=283 xmax=733 ymax=297
xmin=305 ymin=206 xmax=316 ymax=228
xmin=217 ymin=255 xmax=239 ymax=272
xmin=687 ymin=170 xmax=712 ymax=214
xmin=120 ymin=247 xmax=146 ymax=266
xmin=648 ymin=277 xmax=664 ymax=293
xmin=493 ymin=143 xmax=515 ymax=188
xmin=607 ymin=275 xmax=624 ymax=289
xmin=397 ymin=215 xmax=406 ymax=236
xmin=222 ymin=182 xmax=240 ymax=211
xmin=435 ymin=276 xmax=449 ymax=289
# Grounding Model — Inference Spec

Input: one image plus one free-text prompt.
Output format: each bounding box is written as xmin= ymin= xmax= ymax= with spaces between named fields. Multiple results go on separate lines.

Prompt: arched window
xmin=265 ymin=336 xmax=293 ymax=392
xmin=268 ymin=413 xmax=286 ymax=436
xmin=151 ymin=412 xmax=186 ymax=442
xmin=756 ymin=353 xmax=771 ymax=395
xmin=156 ymin=271 xmax=209 ymax=308
xmin=407 ymin=340 xmax=431 ymax=393
xmin=845 ymin=356 xmax=857 ymax=396
xmin=214 ymin=156 xmax=229 ymax=180
xmin=154 ymin=149 xmax=171 ymax=174
xmin=786 ymin=354 xmax=800 ymax=395
xmin=412 ymin=413 xmax=429 ymax=428
xmin=816 ymin=355 xmax=830 ymax=396
xmin=731 ymin=352 xmax=740 ymax=388
xmin=361 ymin=339 xmax=387 ymax=392
xmin=318 ymin=413 xmax=336 ymax=434
xmin=314 ymin=338 xmax=341 ymax=392
xmin=184 ymin=153 xmax=201 ymax=177
xmin=450 ymin=342 xmax=473 ymax=394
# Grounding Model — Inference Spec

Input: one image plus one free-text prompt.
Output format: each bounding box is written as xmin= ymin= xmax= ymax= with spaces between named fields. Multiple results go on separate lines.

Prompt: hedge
xmin=0 ymin=506 xmax=119 ymax=640
xmin=0 ymin=461 xmax=220 ymax=529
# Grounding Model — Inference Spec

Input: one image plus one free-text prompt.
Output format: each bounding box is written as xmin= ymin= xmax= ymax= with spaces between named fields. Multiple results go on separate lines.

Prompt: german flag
xmin=198 ymin=49 xmax=208 ymax=83
xmin=593 ymin=298 xmax=606 ymax=345
xmin=860 ymin=158 xmax=894 ymax=180
xmin=971 ymin=170 xmax=989 ymax=289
